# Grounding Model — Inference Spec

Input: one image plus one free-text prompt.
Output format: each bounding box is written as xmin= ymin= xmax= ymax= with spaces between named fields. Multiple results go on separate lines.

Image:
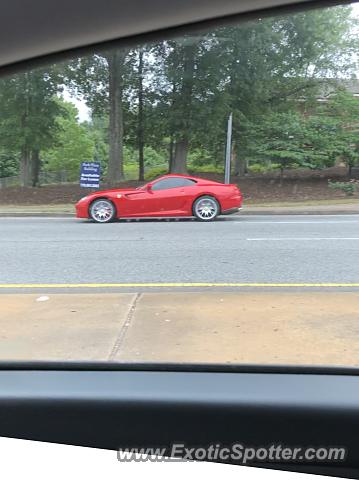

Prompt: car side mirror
xmin=146 ymin=183 xmax=153 ymax=191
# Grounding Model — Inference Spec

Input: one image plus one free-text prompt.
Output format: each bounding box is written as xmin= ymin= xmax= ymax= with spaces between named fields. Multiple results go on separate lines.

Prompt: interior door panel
xmin=0 ymin=364 xmax=359 ymax=478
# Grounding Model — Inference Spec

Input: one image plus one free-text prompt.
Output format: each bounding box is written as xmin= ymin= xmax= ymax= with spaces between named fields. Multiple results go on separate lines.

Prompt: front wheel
xmin=89 ymin=199 xmax=116 ymax=223
xmin=193 ymin=196 xmax=220 ymax=221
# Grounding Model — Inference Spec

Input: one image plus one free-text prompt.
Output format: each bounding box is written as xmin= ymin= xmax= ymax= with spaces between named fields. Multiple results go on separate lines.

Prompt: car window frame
xmin=151 ymin=177 xmax=197 ymax=191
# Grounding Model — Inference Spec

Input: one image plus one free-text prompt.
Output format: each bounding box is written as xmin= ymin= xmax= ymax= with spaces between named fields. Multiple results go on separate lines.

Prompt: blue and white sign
xmin=80 ymin=162 xmax=101 ymax=188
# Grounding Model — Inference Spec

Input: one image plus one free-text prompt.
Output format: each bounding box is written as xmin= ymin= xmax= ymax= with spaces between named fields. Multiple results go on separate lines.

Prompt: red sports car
xmin=75 ymin=174 xmax=242 ymax=223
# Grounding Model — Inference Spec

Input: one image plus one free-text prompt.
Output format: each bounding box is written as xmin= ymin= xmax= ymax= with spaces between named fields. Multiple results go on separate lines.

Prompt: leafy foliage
xmin=0 ymin=67 xmax=64 ymax=185
xmin=0 ymin=150 xmax=18 ymax=178
xmin=0 ymin=4 xmax=358 ymax=185
xmin=44 ymin=102 xmax=95 ymax=181
xmin=328 ymin=180 xmax=358 ymax=196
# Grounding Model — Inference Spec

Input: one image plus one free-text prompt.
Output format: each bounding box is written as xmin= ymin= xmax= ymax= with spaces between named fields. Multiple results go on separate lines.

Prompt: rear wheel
xmin=193 ymin=196 xmax=219 ymax=221
xmin=89 ymin=199 xmax=116 ymax=223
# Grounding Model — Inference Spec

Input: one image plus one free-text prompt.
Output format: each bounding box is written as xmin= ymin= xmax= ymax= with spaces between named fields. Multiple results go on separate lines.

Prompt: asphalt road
xmin=0 ymin=214 xmax=359 ymax=287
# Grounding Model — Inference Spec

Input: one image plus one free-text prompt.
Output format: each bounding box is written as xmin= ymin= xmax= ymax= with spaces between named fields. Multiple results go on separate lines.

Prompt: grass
xmin=0 ymin=204 xmax=74 ymax=214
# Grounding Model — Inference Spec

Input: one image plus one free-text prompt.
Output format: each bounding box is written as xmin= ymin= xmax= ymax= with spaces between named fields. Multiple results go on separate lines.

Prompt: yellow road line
xmin=0 ymin=283 xmax=359 ymax=288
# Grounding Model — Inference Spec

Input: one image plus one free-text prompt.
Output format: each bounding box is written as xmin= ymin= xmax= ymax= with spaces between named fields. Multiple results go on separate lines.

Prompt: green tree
xmin=66 ymin=49 xmax=129 ymax=184
xmin=142 ymin=5 xmax=357 ymax=175
xmin=240 ymin=90 xmax=359 ymax=175
xmin=0 ymin=68 xmax=64 ymax=186
xmin=0 ymin=149 xmax=18 ymax=178
xmin=211 ymin=5 xmax=358 ymax=175
xmin=44 ymin=102 xmax=95 ymax=181
xmin=305 ymin=90 xmax=359 ymax=173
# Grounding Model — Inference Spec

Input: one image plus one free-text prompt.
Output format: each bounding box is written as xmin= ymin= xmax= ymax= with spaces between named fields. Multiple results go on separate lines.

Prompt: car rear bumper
xmin=221 ymin=207 xmax=242 ymax=215
xmin=220 ymin=192 xmax=243 ymax=214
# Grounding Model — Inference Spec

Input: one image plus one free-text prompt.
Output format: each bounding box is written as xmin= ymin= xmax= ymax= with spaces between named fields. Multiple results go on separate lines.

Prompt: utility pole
xmin=225 ymin=112 xmax=233 ymax=184
xmin=138 ymin=48 xmax=145 ymax=181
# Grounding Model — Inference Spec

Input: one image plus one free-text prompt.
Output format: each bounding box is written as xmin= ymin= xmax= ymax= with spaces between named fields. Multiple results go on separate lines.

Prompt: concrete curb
xmin=0 ymin=213 xmax=74 ymax=218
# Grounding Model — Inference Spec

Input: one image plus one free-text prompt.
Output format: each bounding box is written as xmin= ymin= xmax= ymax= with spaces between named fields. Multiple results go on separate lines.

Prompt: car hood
xmin=76 ymin=188 xmax=143 ymax=204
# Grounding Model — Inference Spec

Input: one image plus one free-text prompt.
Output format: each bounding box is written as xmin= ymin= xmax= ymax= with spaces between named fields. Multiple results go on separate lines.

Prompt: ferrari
xmin=75 ymin=174 xmax=242 ymax=223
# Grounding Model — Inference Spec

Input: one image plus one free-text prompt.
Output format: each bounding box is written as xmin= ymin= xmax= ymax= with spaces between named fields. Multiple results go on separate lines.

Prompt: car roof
xmin=156 ymin=174 xmax=222 ymax=185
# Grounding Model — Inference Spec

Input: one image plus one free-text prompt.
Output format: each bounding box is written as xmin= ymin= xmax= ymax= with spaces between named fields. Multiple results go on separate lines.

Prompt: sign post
xmin=224 ymin=113 xmax=233 ymax=184
xmin=80 ymin=162 xmax=101 ymax=188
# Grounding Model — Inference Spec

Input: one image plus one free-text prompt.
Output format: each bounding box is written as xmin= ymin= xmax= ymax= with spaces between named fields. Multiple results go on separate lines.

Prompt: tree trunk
xmin=20 ymin=146 xmax=31 ymax=187
xmin=138 ymin=49 xmax=145 ymax=182
xmin=279 ymin=162 xmax=284 ymax=186
xmin=234 ymin=154 xmax=240 ymax=176
xmin=170 ymin=42 xmax=196 ymax=174
xmin=172 ymin=139 xmax=189 ymax=174
xmin=169 ymin=136 xmax=174 ymax=172
xmin=20 ymin=73 xmax=32 ymax=187
xmin=106 ymin=50 xmax=127 ymax=184
xmin=237 ymin=155 xmax=247 ymax=177
xmin=31 ymin=149 xmax=41 ymax=187
xmin=234 ymin=143 xmax=247 ymax=177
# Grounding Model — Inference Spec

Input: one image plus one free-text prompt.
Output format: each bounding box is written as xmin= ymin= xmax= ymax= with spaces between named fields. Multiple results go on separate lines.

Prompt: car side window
xmin=151 ymin=178 xmax=196 ymax=191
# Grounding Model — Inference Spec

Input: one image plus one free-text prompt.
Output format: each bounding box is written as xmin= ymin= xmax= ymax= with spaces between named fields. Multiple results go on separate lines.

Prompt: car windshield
xmin=0 ymin=2 xmax=358 ymax=368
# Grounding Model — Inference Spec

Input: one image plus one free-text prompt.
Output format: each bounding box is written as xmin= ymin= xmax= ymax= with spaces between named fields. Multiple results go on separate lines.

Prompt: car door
xmin=118 ymin=189 xmax=156 ymax=216
xmin=147 ymin=177 xmax=196 ymax=216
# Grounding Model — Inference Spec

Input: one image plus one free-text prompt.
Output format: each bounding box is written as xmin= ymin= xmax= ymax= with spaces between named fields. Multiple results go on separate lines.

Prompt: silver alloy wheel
xmin=90 ymin=199 xmax=115 ymax=223
xmin=194 ymin=197 xmax=218 ymax=221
